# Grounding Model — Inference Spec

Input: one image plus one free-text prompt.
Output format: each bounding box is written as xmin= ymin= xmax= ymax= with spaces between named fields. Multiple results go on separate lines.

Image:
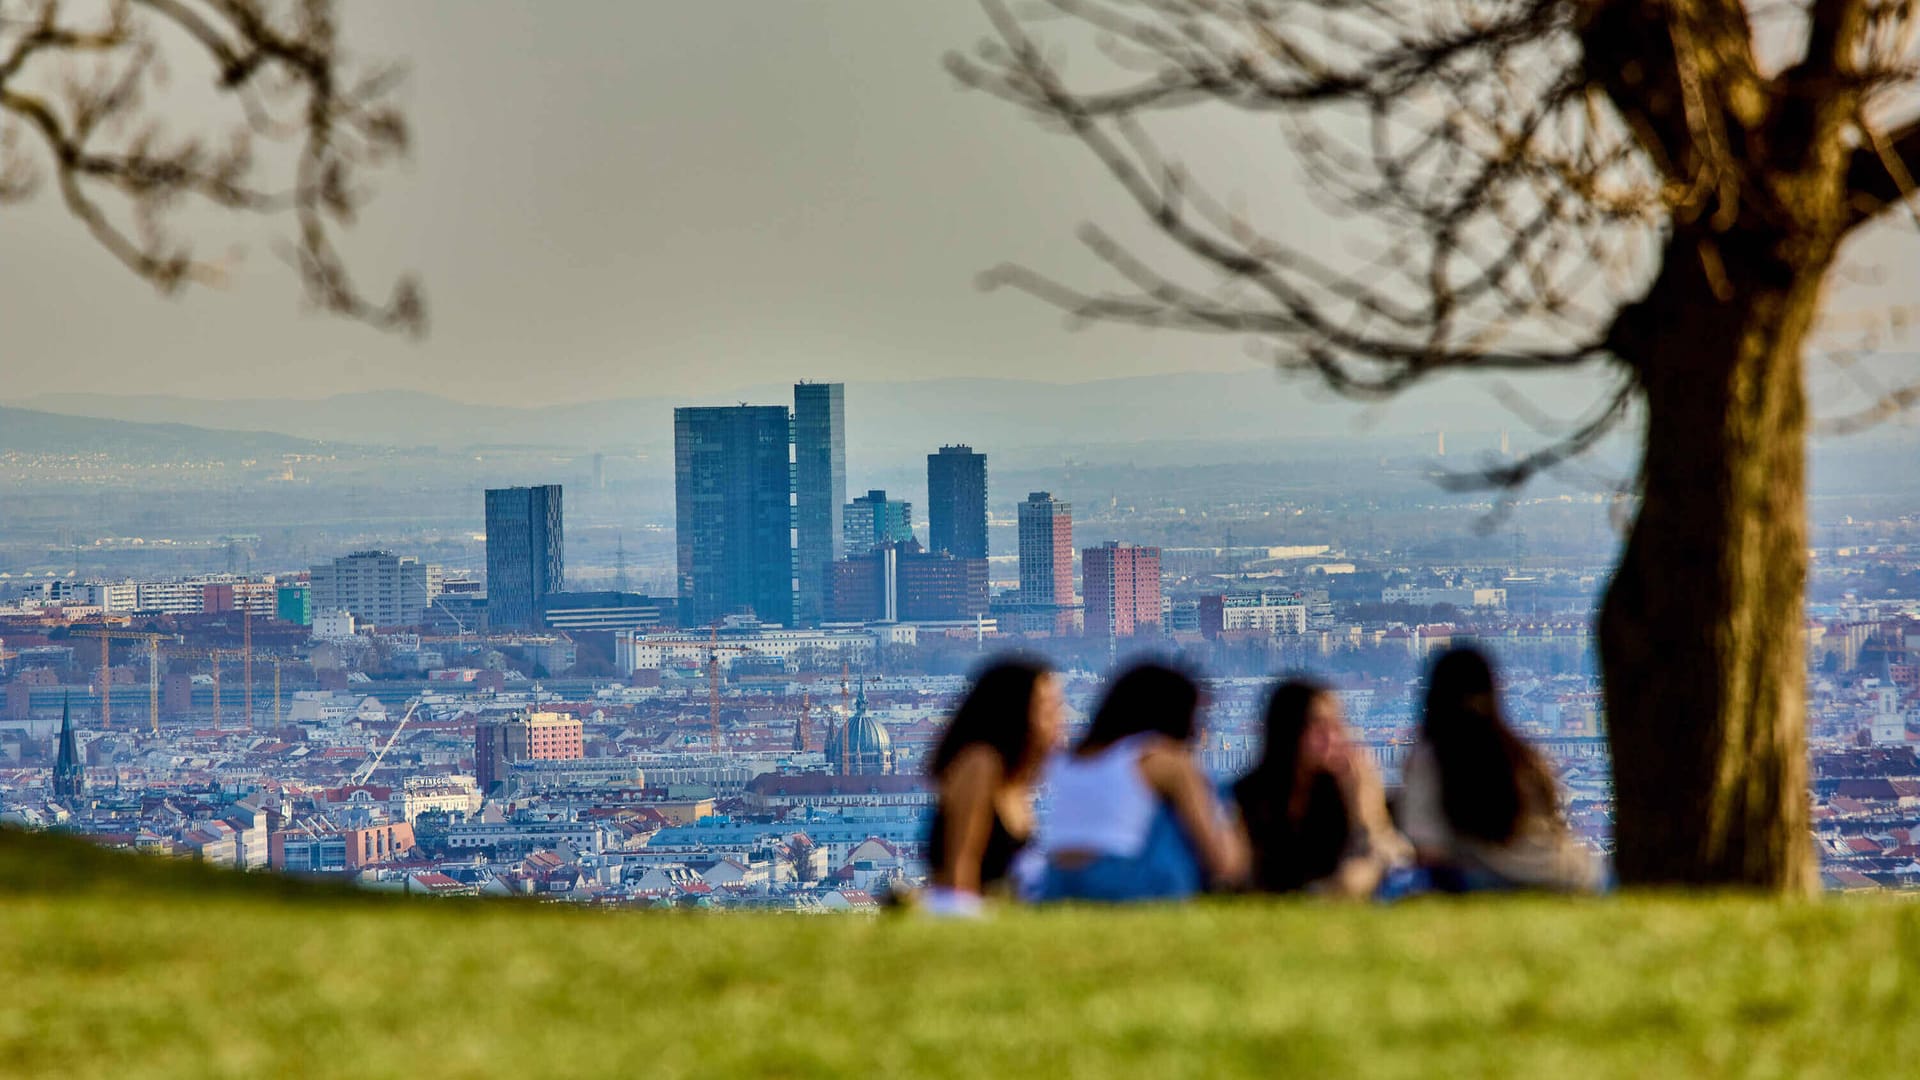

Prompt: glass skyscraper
xmin=927 ymin=444 xmax=988 ymax=559
xmin=792 ymin=382 xmax=846 ymax=627
xmin=485 ymin=485 xmax=564 ymax=630
xmin=845 ymin=489 xmax=913 ymax=554
xmin=675 ymin=405 xmax=796 ymax=628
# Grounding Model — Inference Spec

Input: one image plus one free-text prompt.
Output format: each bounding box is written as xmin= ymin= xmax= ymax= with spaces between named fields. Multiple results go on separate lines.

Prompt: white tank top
xmin=1040 ymin=734 xmax=1159 ymax=858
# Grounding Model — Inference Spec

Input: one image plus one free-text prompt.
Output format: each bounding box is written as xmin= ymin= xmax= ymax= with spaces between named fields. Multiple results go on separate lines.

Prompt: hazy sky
xmin=3 ymin=2 xmax=1334 ymax=406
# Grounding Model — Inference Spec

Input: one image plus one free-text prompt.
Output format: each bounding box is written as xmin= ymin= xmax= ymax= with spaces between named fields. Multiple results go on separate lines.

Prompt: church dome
xmin=827 ymin=680 xmax=894 ymax=776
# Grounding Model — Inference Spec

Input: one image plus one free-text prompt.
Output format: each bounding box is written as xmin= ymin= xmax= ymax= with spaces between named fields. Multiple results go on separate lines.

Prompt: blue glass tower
xmin=485 ymin=485 xmax=564 ymax=630
xmin=792 ymin=382 xmax=846 ymax=627
xmin=675 ymin=405 xmax=796 ymax=627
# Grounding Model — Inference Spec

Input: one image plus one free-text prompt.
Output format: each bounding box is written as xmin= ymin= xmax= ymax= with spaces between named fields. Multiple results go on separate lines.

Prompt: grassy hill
xmin=4 ymin=829 xmax=1918 ymax=1078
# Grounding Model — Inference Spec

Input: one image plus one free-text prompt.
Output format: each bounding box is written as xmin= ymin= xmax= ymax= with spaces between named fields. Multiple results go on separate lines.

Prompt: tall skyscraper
xmin=1083 ymin=542 xmax=1163 ymax=639
xmin=1018 ymin=492 xmax=1074 ymax=607
xmin=792 ymin=382 xmax=846 ymax=628
xmin=485 ymin=485 xmax=564 ymax=630
xmin=675 ymin=405 xmax=795 ymax=627
xmin=52 ymin=694 xmax=84 ymax=805
xmin=844 ymin=489 xmax=913 ymax=554
xmin=927 ymin=445 xmax=988 ymax=559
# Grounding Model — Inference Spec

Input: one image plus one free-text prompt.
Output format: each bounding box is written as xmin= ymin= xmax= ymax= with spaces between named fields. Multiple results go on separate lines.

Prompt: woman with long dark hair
xmin=1401 ymin=647 xmax=1601 ymax=892
xmin=1033 ymin=662 xmax=1247 ymax=902
xmin=1231 ymin=679 xmax=1409 ymax=896
xmin=922 ymin=658 xmax=1063 ymax=915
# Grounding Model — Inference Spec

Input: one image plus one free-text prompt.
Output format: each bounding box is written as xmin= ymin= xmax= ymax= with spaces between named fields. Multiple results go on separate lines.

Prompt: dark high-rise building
xmin=1083 ymin=542 xmax=1163 ymax=639
xmin=927 ymin=445 xmax=988 ymax=559
xmin=485 ymin=485 xmax=564 ymax=630
xmin=675 ymin=405 xmax=795 ymax=628
xmin=1018 ymin=492 xmax=1074 ymax=607
xmin=474 ymin=716 xmax=528 ymax=795
xmin=845 ymin=489 xmax=913 ymax=554
xmin=792 ymin=382 xmax=846 ymax=628
xmin=52 ymin=694 xmax=84 ymax=805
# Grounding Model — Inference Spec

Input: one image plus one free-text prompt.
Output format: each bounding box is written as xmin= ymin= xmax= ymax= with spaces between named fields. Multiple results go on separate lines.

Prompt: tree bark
xmin=1599 ymin=227 xmax=1821 ymax=891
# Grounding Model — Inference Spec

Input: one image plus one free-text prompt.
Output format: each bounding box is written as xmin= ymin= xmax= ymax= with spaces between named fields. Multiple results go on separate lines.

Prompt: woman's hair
xmin=1247 ymin=678 xmax=1333 ymax=798
xmin=929 ymin=658 xmax=1053 ymax=778
xmin=1076 ymin=661 xmax=1202 ymax=754
xmin=1421 ymin=647 xmax=1558 ymax=843
xmin=1234 ymin=678 xmax=1350 ymax=891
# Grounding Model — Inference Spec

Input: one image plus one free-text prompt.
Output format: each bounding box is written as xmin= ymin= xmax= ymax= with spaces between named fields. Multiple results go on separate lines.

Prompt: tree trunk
xmin=1599 ymin=229 xmax=1821 ymax=891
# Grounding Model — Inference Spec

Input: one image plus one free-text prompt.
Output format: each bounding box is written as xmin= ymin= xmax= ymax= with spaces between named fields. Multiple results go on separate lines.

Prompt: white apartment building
xmin=1382 ymin=585 xmax=1508 ymax=610
xmin=615 ymin=627 xmax=877 ymax=675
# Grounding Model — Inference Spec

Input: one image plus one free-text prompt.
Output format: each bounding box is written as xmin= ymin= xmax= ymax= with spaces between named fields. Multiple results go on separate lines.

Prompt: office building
xmin=539 ymin=591 xmax=667 ymax=634
xmin=310 ymin=551 xmax=430 ymax=628
xmin=474 ymin=711 xmax=584 ymax=795
xmin=845 ymin=489 xmax=913 ymax=555
xmin=485 ymin=485 xmax=565 ymax=630
xmin=275 ymin=585 xmax=312 ymax=627
xmin=1083 ymin=542 xmax=1162 ymax=639
xmin=898 ymin=547 xmax=989 ymax=622
xmin=675 ymin=405 xmax=795 ymax=628
xmin=1198 ymin=590 xmax=1309 ymax=639
xmin=792 ymin=382 xmax=846 ymax=628
xmin=1017 ymin=492 xmax=1074 ymax=607
xmin=825 ymin=541 xmax=989 ymax=624
xmin=927 ymin=445 xmax=988 ymax=559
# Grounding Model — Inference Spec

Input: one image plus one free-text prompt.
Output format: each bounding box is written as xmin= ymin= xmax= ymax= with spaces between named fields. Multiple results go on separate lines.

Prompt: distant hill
xmin=0 ymin=405 xmax=334 ymax=461
xmin=13 ymin=370 xmax=1609 ymax=461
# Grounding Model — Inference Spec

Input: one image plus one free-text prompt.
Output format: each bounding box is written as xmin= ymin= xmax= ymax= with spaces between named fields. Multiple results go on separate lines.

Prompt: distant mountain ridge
xmin=0 ymin=405 xmax=332 ymax=460
xmin=13 ymin=371 xmax=1580 ymax=458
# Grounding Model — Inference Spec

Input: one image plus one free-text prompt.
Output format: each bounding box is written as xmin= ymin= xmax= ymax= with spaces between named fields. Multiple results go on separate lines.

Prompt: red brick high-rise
xmin=1082 ymin=542 xmax=1162 ymax=640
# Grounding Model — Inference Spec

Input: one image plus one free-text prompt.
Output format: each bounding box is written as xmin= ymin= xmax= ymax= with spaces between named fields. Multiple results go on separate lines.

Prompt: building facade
xmin=1017 ymin=492 xmax=1074 ymax=608
xmin=309 ymin=551 xmax=430 ymax=628
xmin=674 ymin=405 xmax=796 ymax=628
xmin=1198 ymin=590 xmax=1309 ymax=638
xmin=485 ymin=485 xmax=565 ymax=630
xmin=792 ymin=382 xmax=846 ymax=628
xmin=844 ymin=489 xmax=913 ymax=555
xmin=927 ymin=444 xmax=988 ymax=559
xmin=1083 ymin=542 xmax=1162 ymax=639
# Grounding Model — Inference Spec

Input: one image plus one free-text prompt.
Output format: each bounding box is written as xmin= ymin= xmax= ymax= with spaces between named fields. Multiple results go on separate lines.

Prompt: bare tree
xmin=951 ymin=0 xmax=1920 ymax=889
xmin=0 ymin=0 xmax=420 ymax=331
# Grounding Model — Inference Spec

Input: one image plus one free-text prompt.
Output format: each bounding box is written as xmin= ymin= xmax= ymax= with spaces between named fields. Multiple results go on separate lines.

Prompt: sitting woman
xmin=1231 ymin=679 xmax=1409 ymax=897
xmin=1401 ymin=647 xmax=1602 ymax=893
xmin=922 ymin=659 xmax=1063 ymax=916
xmin=1034 ymin=662 xmax=1247 ymax=902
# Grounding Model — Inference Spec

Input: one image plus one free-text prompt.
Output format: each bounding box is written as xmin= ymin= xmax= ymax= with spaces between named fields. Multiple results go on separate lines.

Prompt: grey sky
xmin=5 ymin=2 xmax=1315 ymax=406
xmin=17 ymin=2 xmax=1904 ymax=431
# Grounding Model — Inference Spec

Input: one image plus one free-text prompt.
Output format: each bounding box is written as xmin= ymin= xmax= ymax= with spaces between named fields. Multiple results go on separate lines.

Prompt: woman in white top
xmin=1400 ymin=648 xmax=1602 ymax=893
xmin=1032 ymin=663 xmax=1248 ymax=902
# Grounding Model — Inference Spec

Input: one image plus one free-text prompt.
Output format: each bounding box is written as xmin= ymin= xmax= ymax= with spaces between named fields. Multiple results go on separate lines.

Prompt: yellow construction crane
xmin=708 ymin=624 xmax=724 ymax=754
xmin=164 ymin=647 xmax=242 ymax=732
xmin=73 ymin=628 xmax=173 ymax=734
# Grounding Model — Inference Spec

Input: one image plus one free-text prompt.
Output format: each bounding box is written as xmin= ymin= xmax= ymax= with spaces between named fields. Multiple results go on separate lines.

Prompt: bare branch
xmin=0 ymin=0 xmax=423 ymax=334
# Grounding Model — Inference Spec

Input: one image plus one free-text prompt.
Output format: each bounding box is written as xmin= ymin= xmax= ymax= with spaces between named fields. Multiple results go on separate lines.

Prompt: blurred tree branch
xmin=0 ymin=0 xmax=422 ymax=333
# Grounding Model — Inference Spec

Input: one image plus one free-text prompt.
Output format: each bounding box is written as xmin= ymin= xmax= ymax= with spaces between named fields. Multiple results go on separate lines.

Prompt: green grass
xmin=4 ymin=829 xmax=1919 ymax=1079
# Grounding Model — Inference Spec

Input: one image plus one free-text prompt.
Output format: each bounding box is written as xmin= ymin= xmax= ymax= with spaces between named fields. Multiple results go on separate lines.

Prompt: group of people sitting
xmin=921 ymin=647 xmax=1602 ymax=915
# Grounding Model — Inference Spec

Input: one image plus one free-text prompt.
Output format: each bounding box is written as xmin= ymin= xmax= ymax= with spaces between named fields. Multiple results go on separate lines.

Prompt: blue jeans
xmin=1036 ymin=804 xmax=1203 ymax=903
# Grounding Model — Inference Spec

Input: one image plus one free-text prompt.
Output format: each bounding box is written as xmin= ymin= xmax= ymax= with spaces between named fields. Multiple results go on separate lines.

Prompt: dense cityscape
xmin=3 ymin=380 xmax=1917 ymax=906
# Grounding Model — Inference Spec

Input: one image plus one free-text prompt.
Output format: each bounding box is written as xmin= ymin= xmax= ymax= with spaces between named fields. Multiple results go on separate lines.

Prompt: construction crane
xmin=708 ymin=624 xmax=724 ymax=754
xmin=165 ymin=647 xmax=242 ymax=732
xmin=352 ymin=700 xmax=422 ymax=785
xmin=242 ymin=607 xmax=253 ymax=731
xmin=74 ymin=628 xmax=172 ymax=734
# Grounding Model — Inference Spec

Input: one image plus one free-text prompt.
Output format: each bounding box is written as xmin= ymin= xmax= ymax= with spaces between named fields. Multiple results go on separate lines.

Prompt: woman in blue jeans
xmin=1031 ymin=663 xmax=1247 ymax=902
